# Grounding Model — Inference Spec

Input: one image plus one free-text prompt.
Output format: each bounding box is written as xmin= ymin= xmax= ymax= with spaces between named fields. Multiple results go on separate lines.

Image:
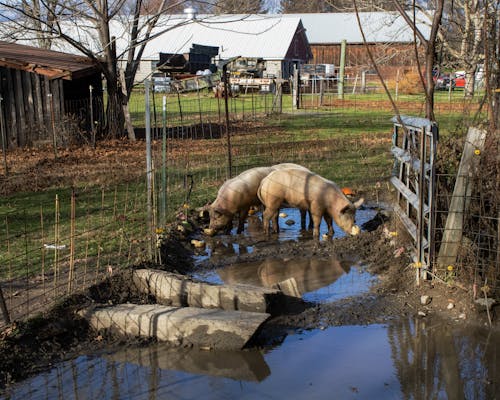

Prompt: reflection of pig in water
xmin=217 ymin=256 xmax=350 ymax=295
xmin=258 ymin=169 xmax=363 ymax=238
xmin=207 ymin=164 xmax=310 ymax=235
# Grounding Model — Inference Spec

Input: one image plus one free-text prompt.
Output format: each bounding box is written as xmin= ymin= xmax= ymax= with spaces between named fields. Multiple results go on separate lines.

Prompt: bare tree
xmin=392 ymin=0 xmax=445 ymax=120
xmin=432 ymin=0 xmax=485 ymax=97
xmin=0 ymin=0 xmax=190 ymax=139
xmin=280 ymin=0 xmax=335 ymax=12
xmin=212 ymin=0 xmax=267 ymax=13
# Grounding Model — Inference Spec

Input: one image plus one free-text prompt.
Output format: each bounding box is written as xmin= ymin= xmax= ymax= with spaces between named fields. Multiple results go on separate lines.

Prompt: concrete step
xmin=80 ymin=303 xmax=270 ymax=350
xmin=132 ymin=269 xmax=280 ymax=314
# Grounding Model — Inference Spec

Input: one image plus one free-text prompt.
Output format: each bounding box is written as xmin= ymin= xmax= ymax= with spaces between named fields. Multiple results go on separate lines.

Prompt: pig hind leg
xmin=263 ymin=207 xmax=279 ymax=234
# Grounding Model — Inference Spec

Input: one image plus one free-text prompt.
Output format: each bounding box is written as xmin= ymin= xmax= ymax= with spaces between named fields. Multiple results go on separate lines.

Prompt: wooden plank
xmin=23 ymin=71 xmax=35 ymax=144
xmin=390 ymin=176 xmax=429 ymax=214
xmin=437 ymin=127 xmax=487 ymax=267
xmin=33 ymin=74 xmax=45 ymax=132
xmin=5 ymin=68 xmax=17 ymax=146
xmin=14 ymin=69 xmax=27 ymax=146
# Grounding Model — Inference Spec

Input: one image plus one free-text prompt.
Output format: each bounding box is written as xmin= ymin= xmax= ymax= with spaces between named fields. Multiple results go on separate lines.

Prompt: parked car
xmin=453 ymin=71 xmax=466 ymax=90
xmin=434 ymin=73 xmax=455 ymax=91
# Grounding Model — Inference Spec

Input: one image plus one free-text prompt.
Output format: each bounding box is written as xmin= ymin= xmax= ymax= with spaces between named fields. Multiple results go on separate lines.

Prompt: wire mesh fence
xmin=0 ymin=81 xmax=496 ymax=327
xmin=432 ymin=173 xmax=499 ymax=297
xmin=0 ymin=179 xmax=153 ymax=326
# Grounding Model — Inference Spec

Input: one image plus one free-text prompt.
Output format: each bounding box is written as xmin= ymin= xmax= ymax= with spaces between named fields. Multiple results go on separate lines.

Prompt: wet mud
xmin=1 ymin=201 xmax=499 ymax=397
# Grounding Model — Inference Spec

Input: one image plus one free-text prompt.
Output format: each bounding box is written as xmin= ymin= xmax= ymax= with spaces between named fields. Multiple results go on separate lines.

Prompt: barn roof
xmin=126 ymin=14 xmax=309 ymax=61
xmin=0 ymin=41 xmax=99 ymax=80
xmin=0 ymin=15 xmax=309 ymax=62
xmin=285 ymin=12 xmax=431 ymax=44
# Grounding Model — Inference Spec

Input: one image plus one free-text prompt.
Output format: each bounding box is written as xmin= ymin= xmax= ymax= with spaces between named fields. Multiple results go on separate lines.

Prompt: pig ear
xmin=340 ymin=204 xmax=354 ymax=215
xmin=353 ymin=198 xmax=364 ymax=209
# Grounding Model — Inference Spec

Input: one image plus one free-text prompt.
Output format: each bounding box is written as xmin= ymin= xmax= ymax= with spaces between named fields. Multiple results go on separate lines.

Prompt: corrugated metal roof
xmin=1 ymin=11 xmax=429 ymax=63
xmin=285 ymin=12 xmax=431 ymax=44
xmin=2 ymin=15 xmax=305 ymax=61
xmin=0 ymin=40 xmax=99 ymax=79
xmin=138 ymin=14 xmax=305 ymax=60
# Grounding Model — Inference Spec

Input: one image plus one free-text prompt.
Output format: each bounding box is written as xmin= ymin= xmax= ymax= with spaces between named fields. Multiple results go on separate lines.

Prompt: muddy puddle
xmin=194 ymin=257 xmax=376 ymax=303
xmin=196 ymin=206 xmax=380 ymax=260
xmin=3 ymin=317 xmax=498 ymax=400
xmin=192 ymin=206 xmax=379 ymax=303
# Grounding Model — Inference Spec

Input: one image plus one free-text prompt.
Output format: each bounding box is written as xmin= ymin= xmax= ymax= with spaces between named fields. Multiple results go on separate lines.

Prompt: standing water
xmin=2 ymin=317 xmax=498 ymax=399
xmin=2 ymin=205 xmax=498 ymax=399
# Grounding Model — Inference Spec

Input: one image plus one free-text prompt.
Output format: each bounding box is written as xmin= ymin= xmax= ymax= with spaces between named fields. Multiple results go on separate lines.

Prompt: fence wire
xmin=0 ymin=84 xmax=495 ymax=327
xmin=0 ymin=179 xmax=151 ymax=326
xmin=433 ymin=173 xmax=499 ymax=297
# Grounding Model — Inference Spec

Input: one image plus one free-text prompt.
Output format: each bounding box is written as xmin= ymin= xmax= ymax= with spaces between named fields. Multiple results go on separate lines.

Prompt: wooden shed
xmin=0 ymin=41 xmax=103 ymax=148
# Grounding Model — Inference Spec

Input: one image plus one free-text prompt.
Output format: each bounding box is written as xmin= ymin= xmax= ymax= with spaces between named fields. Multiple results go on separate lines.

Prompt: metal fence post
xmin=161 ymin=95 xmax=167 ymax=226
xmin=222 ymin=65 xmax=232 ymax=179
xmin=145 ymin=80 xmax=153 ymax=259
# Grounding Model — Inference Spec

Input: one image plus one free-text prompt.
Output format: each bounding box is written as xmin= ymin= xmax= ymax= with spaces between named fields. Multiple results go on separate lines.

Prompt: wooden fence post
xmin=437 ymin=127 xmax=487 ymax=268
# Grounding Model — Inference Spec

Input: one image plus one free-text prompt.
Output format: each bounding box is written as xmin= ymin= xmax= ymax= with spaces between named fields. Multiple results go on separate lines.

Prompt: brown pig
xmin=207 ymin=163 xmax=310 ymax=235
xmin=257 ymin=168 xmax=363 ymax=237
xmin=208 ymin=167 xmax=273 ymax=234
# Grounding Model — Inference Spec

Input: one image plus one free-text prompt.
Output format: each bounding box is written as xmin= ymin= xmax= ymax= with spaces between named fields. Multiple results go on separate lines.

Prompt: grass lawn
xmin=1 ymin=91 xmax=478 ymax=282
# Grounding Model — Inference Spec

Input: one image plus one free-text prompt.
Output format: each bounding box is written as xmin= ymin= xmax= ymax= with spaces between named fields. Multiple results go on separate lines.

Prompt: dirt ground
xmin=0 ymin=140 xmax=498 ymax=390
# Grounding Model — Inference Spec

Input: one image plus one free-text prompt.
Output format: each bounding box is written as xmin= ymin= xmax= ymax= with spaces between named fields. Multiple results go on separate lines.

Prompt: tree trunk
xmin=105 ymin=82 xmax=125 ymax=139
xmin=464 ymin=65 xmax=477 ymax=98
xmin=119 ymin=69 xmax=136 ymax=141
xmin=425 ymin=48 xmax=436 ymax=121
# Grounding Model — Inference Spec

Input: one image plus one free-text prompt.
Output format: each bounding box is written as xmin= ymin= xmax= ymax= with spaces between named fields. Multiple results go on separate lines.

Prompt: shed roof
xmin=285 ymin=12 xmax=431 ymax=44
xmin=0 ymin=41 xmax=99 ymax=79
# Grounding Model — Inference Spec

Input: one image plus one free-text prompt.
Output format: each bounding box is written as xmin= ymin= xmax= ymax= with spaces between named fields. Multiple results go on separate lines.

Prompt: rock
xmin=458 ymin=313 xmax=466 ymax=320
xmin=279 ymin=212 xmax=288 ymax=218
xmin=203 ymin=228 xmax=215 ymax=236
xmin=475 ymin=297 xmax=496 ymax=310
xmin=285 ymin=219 xmax=295 ymax=226
xmin=420 ymin=295 xmax=432 ymax=305
xmin=393 ymin=247 xmax=405 ymax=258
xmin=447 ymin=302 xmax=455 ymax=310
xmin=418 ymin=311 xmax=426 ymax=317
xmin=190 ymin=239 xmax=206 ymax=248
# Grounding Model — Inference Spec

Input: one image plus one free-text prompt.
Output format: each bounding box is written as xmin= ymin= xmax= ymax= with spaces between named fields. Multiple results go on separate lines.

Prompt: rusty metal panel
xmin=0 ymin=41 xmax=99 ymax=80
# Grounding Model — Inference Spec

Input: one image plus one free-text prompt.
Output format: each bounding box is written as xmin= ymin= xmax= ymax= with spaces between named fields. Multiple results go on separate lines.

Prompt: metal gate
xmin=390 ymin=116 xmax=438 ymax=283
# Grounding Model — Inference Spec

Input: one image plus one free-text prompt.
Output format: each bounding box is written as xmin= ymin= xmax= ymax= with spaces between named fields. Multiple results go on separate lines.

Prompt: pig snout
xmin=208 ymin=209 xmax=233 ymax=234
xmin=350 ymin=225 xmax=361 ymax=235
